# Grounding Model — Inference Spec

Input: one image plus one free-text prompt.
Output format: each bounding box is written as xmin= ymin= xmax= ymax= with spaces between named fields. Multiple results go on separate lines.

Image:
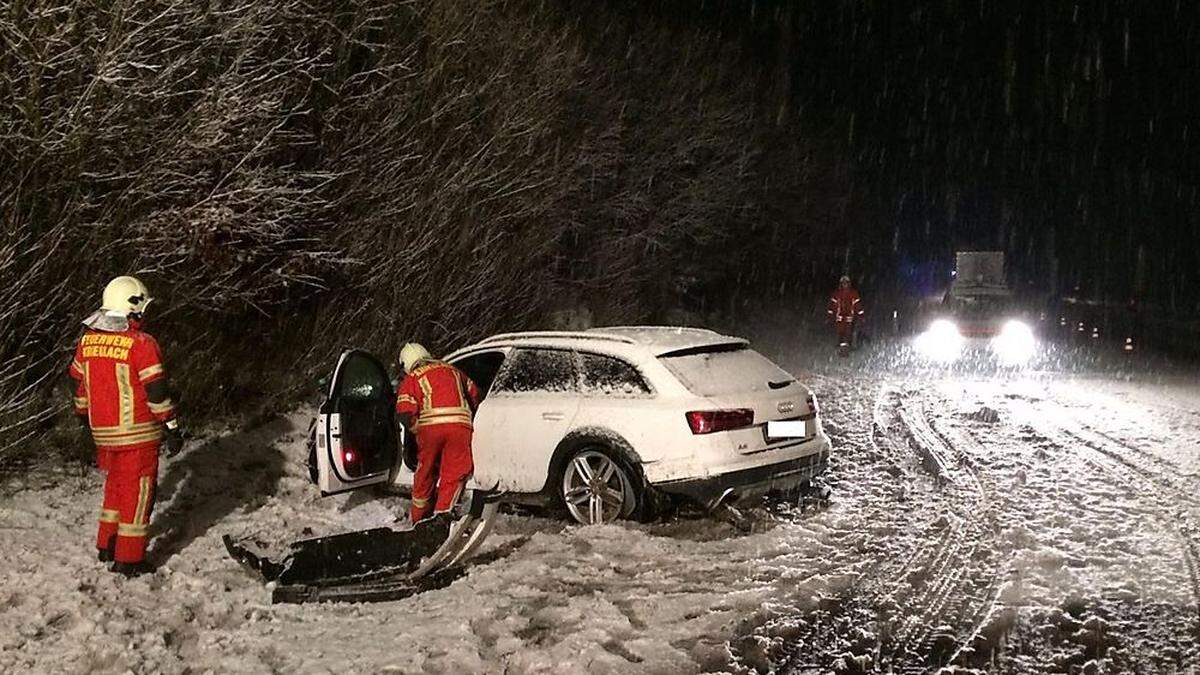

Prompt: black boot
xmin=110 ymin=561 xmax=155 ymax=577
xmin=98 ymin=534 xmax=115 ymax=563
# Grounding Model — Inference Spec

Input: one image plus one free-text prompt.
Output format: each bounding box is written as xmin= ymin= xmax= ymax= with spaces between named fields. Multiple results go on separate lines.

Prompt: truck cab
xmin=915 ymin=251 xmax=1039 ymax=365
xmin=943 ymin=251 xmax=1016 ymax=339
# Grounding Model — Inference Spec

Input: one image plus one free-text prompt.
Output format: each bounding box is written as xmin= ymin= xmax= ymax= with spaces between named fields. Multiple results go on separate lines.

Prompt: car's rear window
xmin=658 ymin=346 xmax=795 ymax=396
xmin=580 ymin=352 xmax=651 ymax=397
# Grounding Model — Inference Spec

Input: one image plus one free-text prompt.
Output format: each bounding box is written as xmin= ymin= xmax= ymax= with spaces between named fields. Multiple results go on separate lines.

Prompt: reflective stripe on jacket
xmin=69 ymin=326 xmax=175 ymax=450
xmin=827 ymin=288 xmax=864 ymax=321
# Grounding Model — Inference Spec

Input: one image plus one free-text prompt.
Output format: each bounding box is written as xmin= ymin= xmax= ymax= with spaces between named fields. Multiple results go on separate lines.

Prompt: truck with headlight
xmin=914 ymin=251 xmax=1038 ymax=365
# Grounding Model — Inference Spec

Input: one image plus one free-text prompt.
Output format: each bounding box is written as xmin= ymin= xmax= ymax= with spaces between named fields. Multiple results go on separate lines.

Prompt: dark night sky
xmin=686 ymin=1 xmax=1199 ymax=310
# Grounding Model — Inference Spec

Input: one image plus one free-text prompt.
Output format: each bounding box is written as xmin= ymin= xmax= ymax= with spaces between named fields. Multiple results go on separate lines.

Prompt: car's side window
xmin=451 ymin=350 xmax=507 ymax=398
xmin=491 ymin=348 xmax=579 ymax=394
xmin=580 ymin=352 xmax=652 ymax=397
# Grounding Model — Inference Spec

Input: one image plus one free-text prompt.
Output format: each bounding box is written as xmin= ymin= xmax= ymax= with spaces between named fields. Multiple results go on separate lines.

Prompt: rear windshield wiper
xmin=768 ymin=379 xmax=795 ymax=389
xmin=659 ymin=343 xmax=747 ymax=359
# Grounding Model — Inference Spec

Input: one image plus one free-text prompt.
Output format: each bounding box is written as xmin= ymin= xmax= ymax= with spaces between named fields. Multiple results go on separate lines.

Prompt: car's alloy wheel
xmin=561 ymin=449 xmax=633 ymax=525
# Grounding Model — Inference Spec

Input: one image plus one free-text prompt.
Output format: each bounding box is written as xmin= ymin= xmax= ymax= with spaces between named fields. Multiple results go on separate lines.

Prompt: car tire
xmin=558 ymin=445 xmax=643 ymax=525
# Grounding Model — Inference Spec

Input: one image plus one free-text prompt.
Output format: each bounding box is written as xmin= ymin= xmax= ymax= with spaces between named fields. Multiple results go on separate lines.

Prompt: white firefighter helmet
xmin=101 ymin=276 xmax=153 ymax=316
xmin=399 ymin=342 xmax=432 ymax=373
xmin=839 ymin=275 xmax=851 ymax=285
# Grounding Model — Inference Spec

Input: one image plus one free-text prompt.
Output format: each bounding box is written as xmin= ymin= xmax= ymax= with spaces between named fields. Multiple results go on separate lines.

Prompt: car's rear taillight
xmin=686 ymin=409 xmax=754 ymax=434
xmin=806 ymin=393 xmax=818 ymax=415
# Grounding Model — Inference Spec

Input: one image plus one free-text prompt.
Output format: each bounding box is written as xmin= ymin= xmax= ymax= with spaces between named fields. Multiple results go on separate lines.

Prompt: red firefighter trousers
xmin=96 ymin=444 xmax=159 ymax=564
xmin=836 ymin=320 xmax=856 ymax=345
xmin=410 ymin=425 xmax=474 ymax=523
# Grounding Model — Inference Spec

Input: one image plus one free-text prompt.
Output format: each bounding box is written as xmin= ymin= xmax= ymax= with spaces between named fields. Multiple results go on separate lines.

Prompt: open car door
xmin=316 ymin=350 xmax=399 ymax=495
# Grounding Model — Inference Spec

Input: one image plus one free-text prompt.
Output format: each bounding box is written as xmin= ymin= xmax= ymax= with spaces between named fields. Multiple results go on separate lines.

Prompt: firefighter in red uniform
xmin=69 ymin=276 xmax=183 ymax=576
xmin=394 ymin=343 xmax=481 ymax=524
xmin=827 ymin=275 xmax=864 ymax=351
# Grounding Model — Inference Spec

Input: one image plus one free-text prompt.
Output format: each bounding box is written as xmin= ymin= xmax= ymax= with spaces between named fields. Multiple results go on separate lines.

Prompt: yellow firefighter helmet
xmin=101 ymin=276 xmax=153 ymax=316
xmin=399 ymin=342 xmax=432 ymax=373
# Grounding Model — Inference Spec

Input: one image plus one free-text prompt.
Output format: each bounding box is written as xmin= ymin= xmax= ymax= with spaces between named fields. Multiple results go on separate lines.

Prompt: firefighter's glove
xmin=164 ymin=419 xmax=185 ymax=457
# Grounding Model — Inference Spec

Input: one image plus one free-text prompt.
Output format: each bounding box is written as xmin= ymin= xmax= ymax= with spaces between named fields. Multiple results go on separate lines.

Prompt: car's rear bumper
xmin=651 ymin=438 xmax=831 ymax=507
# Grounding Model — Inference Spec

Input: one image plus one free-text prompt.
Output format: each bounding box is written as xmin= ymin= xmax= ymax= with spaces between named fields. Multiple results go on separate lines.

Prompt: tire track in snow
xmin=773 ymin=381 xmax=932 ymax=673
xmin=1056 ymin=422 xmax=1200 ymax=648
xmin=780 ymin=384 xmax=1007 ymax=673
xmin=914 ymin=400 xmax=1012 ymax=667
xmin=867 ymin=386 xmax=946 ymax=589
xmin=777 ymin=381 xmax=1007 ymax=673
xmin=882 ymin=389 xmax=1006 ymax=671
xmin=1006 ymin=395 xmax=1200 ymax=664
xmin=918 ymin=405 xmax=1017 ymax=668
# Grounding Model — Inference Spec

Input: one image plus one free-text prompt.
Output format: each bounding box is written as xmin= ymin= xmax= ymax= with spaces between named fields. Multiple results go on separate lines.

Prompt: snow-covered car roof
xmin=470 ymin=326 xmax=748 ymax=358
xmin=588 ymin=326 xmax=748 ymax=356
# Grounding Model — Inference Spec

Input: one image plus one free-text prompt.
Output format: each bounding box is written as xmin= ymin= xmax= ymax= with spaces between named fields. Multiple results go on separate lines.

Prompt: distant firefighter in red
xmin=69 ymin=276 xmax=183 ymax=576
xmin=827 ymin=275 xmax=864 ymax=353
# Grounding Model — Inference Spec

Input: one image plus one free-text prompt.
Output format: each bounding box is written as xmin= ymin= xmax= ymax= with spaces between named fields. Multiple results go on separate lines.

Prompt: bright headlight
xmin=915 ymin=319 xmax=963 ymax=362
xmin=992 ymin=320 xmax=1036 ymax=365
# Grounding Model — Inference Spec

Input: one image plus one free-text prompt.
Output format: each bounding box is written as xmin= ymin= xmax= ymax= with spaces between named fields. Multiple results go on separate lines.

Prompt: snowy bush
xmin=0 ymin=1 xmax=849 ymax=465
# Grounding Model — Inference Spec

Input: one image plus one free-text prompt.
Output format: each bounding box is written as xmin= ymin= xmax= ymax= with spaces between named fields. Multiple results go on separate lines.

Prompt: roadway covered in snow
xmin=2 ymin=331 xmax=1199 ymax=673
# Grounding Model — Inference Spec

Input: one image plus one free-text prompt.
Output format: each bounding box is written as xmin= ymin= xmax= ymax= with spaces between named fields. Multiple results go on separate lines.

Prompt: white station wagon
xmin=309 ymin=327 xmax=831 ymax=524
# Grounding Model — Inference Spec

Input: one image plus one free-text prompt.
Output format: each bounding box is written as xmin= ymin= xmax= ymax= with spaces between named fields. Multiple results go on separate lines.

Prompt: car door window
xmin=336 ymin=352 xmax=392 ymax=402
xmin=451 ymin=350 xmax=507 ymax=398
xmin=492 ymin=348 xmax=579 ymax=394
xmin=580 ymin=352 xmax=652 ymax=397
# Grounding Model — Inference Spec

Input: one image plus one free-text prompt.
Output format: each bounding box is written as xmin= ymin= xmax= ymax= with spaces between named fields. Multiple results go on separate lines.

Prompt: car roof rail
xmin=594 ymin=325 xmax=721 ymax=335
xmin=478 ymin=331 xmax=638 ymax=346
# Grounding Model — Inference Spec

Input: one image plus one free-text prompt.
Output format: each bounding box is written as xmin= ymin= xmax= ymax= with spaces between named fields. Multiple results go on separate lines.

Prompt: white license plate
xmin=766 ymin=420 xmax=808 ymax=440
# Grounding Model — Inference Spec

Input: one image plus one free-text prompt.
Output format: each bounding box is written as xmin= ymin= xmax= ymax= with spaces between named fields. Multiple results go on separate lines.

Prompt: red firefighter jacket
xmin=395 ymin=361 xmax=481 ymax=430
xmin=69 ymin=325 xmax=176 ymax=450
xmin=828 ymin=287 xmax=864 ymax=322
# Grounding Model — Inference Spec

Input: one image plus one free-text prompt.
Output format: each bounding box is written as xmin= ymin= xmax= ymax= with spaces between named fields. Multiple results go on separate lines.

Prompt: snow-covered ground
xmin=3 ymin=331 xmax=1199 ymax=674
